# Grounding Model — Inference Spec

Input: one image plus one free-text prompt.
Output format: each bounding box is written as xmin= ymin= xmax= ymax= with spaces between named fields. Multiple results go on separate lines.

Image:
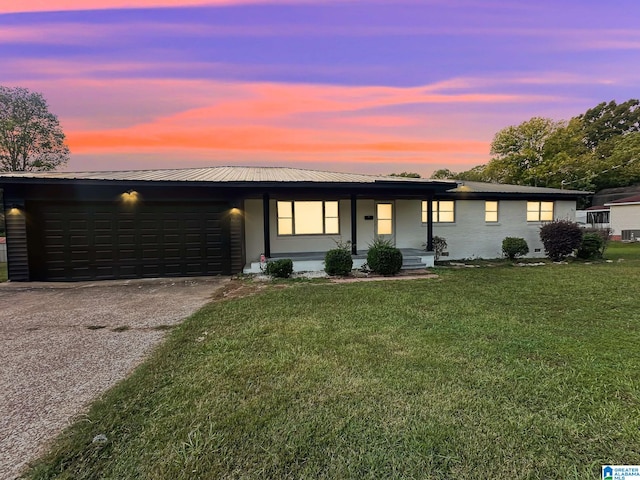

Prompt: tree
xmin=579 ymin=99 xmax=640 ymax=153
xmin=429 ymin=168 xmax=454 ymax=179
xmin=0 ymin=86 xmax=69 ymax=172
xmin=389 ymin=172 xmax=421 ymax=178
xmin=486 ymin=117 xmax=562 ymax=186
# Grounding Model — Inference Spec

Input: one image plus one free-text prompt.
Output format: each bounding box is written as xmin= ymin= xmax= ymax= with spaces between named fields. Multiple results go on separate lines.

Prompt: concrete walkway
xmin=0 ymin=276 xmax=227 ymax=479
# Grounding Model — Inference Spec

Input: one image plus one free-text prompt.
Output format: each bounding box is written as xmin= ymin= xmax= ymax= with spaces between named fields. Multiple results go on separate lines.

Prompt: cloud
xmin=0 ymin=0 xmax=342 ymax=15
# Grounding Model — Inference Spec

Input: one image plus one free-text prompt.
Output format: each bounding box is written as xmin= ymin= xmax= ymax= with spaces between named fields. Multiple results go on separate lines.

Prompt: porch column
xmin=350 ymin=194 xmax=357 ymax=255
xmin=262 ymin=193 xmax=271 ymax=257
xmin=426 ymin=194 xmax=434 ymax=251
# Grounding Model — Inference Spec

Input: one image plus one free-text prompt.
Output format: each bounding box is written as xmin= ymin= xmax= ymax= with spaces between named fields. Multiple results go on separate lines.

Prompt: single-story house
xmin=604 ymin=194 xmax=640 ymax=241
xmin=0 ymin=166 xmax=588 ymax=282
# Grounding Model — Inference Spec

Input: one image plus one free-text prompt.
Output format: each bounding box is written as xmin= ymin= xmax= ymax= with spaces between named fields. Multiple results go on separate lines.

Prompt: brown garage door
xmin=28 ymin=202 xmax=231 ymax=281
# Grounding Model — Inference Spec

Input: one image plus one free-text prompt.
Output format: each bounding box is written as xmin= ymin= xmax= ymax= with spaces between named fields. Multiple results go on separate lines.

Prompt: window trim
xmin=276 ymin=200 xmax=340 ymax=236
xmin=423 ymin=200 xmax=455 ymax=223
xmin=526 ymin=201 xmax=554 ymax=222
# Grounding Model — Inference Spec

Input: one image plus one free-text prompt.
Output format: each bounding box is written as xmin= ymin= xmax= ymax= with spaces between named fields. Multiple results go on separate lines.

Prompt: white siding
xmin=243 ymin=197 xmax=579 ymax=262
xmin=609 ymin=203 xmax=640 ymax=237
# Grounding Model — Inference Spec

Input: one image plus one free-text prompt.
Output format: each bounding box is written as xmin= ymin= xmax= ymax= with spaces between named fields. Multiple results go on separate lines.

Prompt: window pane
xmin=439 ymin=211 xmax=455 ymax=222
xmin=378 ymin=219 xmax=393 ymax=235
xmin=294 ymin=201 xmax=324 ymax=234
xmin=527 ymin=210 xmax=540 ymax=222
xmin=440 ymin=201 xmax=454 ymax=212
xmin=277 ymin=201 xmax=292 ymax=218
xmin=278 ymin=218 xmax=293 ymax=235
xmin=325 ymin=217 xmax=339 ymax=234
xmin=377 ymin=203 xmax=392 ymax=220
xmin=325 ymin=201 xmax=338 ymax=218
xmin=540 ymin=202 xmax=554 ymax=221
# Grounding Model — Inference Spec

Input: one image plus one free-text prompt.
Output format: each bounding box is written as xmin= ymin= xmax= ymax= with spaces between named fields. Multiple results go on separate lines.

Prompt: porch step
xmin=401 ymin=256 xmax=428 ymax=270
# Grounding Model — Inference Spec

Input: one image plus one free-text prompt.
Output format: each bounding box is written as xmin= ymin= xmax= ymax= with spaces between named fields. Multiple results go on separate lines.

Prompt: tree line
xmin=431 ymin=99 xmax=640 ymax=192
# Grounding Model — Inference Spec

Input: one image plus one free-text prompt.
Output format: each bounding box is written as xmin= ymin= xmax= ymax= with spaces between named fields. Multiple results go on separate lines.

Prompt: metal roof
xmin=446 ymin=180 xmax=587 ymax=195
xmin=0 ymin=166 xmax=452 ymax=185
xmin=0 ymin=165 xmax=589 ymax=195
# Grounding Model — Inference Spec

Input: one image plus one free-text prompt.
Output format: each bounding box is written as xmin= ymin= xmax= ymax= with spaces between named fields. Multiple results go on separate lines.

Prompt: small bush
xmin=265 ymin=259 xmax=293 ymax=278
xmin=576 ymin=232 xmax=604 ymax=259
xmin=582 ymin=227 xmax=611 ymax=257
xmin=432 ymin=236 xmax=448 ymax=260
xmin=502 ymin=237 xmax=529 ymax=260
xmin=539 ymin=220 xmax=583 ymax=261
xmin=367 ymin=238 xmax=403 ymax=275
xmin=324 ymin=247 xmax=353 ymax=276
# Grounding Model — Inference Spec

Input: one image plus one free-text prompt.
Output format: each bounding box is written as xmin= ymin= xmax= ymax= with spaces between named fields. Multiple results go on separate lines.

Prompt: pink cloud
xmin=0 ymin=0 xmax=339 ymax=15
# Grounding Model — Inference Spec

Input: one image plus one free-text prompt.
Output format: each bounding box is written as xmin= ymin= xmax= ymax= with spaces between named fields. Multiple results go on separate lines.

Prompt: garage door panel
xmin=29 ymin=202 xmax=231 ymax=281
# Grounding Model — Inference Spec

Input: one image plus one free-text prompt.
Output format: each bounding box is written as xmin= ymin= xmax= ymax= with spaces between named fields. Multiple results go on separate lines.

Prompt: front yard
xmin=26 ymin=243 xmax=640 ymax=479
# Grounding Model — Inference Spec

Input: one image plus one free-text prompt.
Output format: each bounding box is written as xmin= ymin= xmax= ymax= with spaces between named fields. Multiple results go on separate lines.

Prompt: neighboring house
xmin=0 ymin=166 xmax=588 ymax=282
xmin=604 ymin=195 xmax=640 ymax=241
xmin=576 ymin=205 xmax=610 ymax=230
xmin=0 ymin=237 xmax=6 ymax=263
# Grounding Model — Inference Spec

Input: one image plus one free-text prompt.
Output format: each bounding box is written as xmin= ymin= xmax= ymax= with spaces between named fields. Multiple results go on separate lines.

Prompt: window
xmin=277 ymin=201 xmax=339 ymax=235
xmin=485 ymin=201 xmax=499 ymax=222
xmin=527 ymin=201 xmax=554 ymax=222
xmin=376 ymin=203 xmax=393 ymax=235
xmin=422 ymin=200 xmax=455 ymax=223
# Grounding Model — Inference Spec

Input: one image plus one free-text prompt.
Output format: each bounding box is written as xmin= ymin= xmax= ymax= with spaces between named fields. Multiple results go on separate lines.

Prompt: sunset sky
xmin=2 ymin=0 xmax=639 ymax=176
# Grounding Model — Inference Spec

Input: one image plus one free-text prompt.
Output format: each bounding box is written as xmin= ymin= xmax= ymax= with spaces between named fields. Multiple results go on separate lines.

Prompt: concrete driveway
xmin=0 ymin=276 xmax=227 ymax=479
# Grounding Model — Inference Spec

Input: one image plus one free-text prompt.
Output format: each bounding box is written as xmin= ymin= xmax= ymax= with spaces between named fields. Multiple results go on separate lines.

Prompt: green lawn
xmin=27 ymin=244 xmax=640 ymax=479
xmin=0 ymin=262 xmax=6 ymax=282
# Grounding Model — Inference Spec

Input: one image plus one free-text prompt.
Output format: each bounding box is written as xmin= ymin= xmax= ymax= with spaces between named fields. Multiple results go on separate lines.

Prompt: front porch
xmin=243 ymin=248 xmax=434 ymax=274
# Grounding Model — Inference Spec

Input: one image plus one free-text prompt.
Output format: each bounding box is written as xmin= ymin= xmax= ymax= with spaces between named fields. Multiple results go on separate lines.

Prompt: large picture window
xmin=277 ymin=201 xmax=339 ymax=235
xmin=422 ymin=200 xmax=455 ymax=223
xmin=527 ymin=201 xmax=554 ymax=222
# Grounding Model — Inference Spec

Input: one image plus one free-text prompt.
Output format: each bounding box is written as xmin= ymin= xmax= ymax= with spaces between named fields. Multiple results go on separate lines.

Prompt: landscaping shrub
xmin=582 ymin=227 xmax=611 ymax=257
xmin=502 ymin=237 xmax=529 ymax=260
xmin=576 ymin=232 xmax=605 ymax=259
xmin=265 ymin=259 xmax=293 ymax=278
xmin=324 ymin=247 xmax=353 ymax=276
xmin=432 ymin=236 xmax=448 ymax=260
xmin=367 ymin=238 xmax=403 ymax=275
xmin=539 ymin=220 xmax=583 ymax=261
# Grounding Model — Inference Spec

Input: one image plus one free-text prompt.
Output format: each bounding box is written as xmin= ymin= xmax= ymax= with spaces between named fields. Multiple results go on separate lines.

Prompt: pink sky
xmin=2 ymin=1 xmax=639 ymax=175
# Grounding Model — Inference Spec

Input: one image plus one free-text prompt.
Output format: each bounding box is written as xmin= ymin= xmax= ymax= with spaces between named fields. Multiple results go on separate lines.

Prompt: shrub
xmin=265 ymin=259 xmax=293 ymax=278
xmin=502 ymin=237 xmax=529 ymax=260
xmin=432 ymin=236 xmax=448 ymax=261
xmin=324 ymin=247 xmax=353 ymax=276
xmin=539 ymin=220 xmax=583 ymax=261
xmin=367 ymin=238 xmax=403 ymax=275
xmin=582 ymin=227 xmax=611 ymax=257
xmin=576 ymin=232 xmax=604 ymax=259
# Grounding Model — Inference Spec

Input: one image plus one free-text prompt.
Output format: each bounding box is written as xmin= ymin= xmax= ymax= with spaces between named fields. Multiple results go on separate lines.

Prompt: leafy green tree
xmin=579 ymin=99 xmax=640 ymax=152
xmin=0 ymin=86 xmax=69 ymax=172
xmin=429 ymin=168 xmax=454 ymax=179
xmin=486 ymin=117 xmax=562 ymax=186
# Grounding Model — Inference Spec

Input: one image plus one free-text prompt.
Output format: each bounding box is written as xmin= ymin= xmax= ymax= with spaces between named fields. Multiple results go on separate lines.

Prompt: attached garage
xmin=26 ymin=201 xmax=231 ymax=281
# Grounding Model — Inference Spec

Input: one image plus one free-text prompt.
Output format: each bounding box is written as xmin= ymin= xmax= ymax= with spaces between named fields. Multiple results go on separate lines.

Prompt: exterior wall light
xmin=121 ymin=190 xmax=139 ymax=203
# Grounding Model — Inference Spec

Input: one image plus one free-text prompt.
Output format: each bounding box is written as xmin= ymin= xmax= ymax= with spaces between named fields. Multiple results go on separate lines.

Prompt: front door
xmin=375 ymin=202 xmax=395 ymax=244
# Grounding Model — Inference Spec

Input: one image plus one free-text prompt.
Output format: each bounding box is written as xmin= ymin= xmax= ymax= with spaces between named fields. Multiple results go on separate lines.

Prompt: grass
xmin=0 ymin=262 xmax=6 ymax=282
xmin=25 ymin=243 xmax=640 ymax=479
